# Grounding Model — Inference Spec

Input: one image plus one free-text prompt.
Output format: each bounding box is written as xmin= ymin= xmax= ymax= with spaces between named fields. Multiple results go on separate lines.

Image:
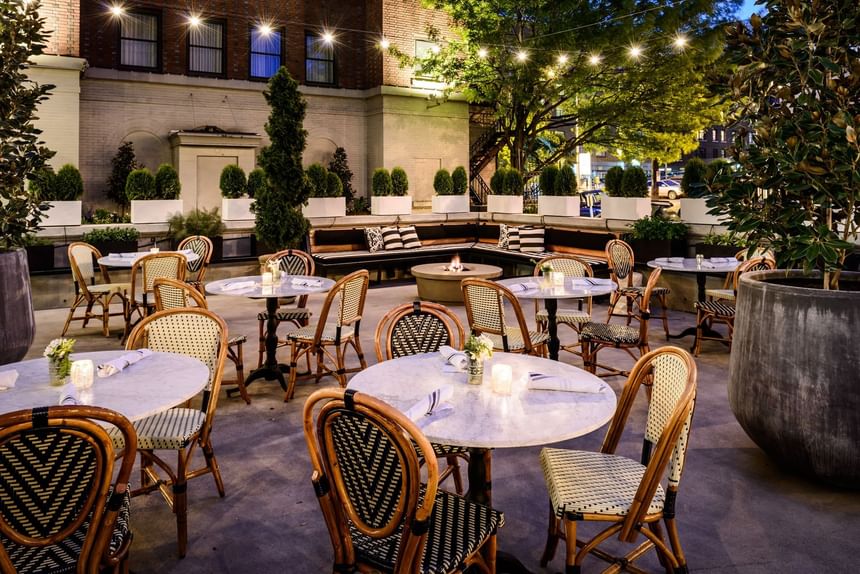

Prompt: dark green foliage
xmin=503 ymin=168 xmax=523 ymax=196
xmin=256 ymin=68 xmax=310 ymax=250
xmin=554 ymin=165 xmax=577 ymax=197
xmin=629 ymin=216 xmax=688 ymax=241
xmin=433 ymin=169 xmax=454 ymax=195
xmin=125 ymin=168 xmax=156 ymax=200
xmin=325 ymin=172 xmax=343 ymax=197
xmin=621 ymin=166 xmax=648 ymax=198
xmin=167 ymin=207 xmax=225 ymax=240
xmin=305 ymin=163 xmax=329 ymax=198
xmin=489 ymin=168 xmax=507 ymax=195
xmin=246 ymin=168 xmax=267 ymax=199
xmin=681 ymin=158 xmax=707 ymax=197
xmin=348 ymin=197 xmax=370 ymax=215
xmin=155 ymin=164 xmax=181 ymax=200
xmin=0 ymin=1 xmax=55 ymax=250
xmin=28 ymin=167 xmax=56 ymax=200
xmin=372 ymin=168 xmax=393 ymax=197
xmin=51 ymin=164 xmax=84 ymax=201
xmin=219 ymin=164 xmax=246 ymax=199
xmin=87 ymin=208 xmax=126 ymax=224
xmin=82 ymin=227 xmax=140 ymax=243
xmin=605 ymin=166 xmax=624 ymax=197
xmin=328 ymin=147 xmax=355 ymax=203
xmin=703 ymin=231 xmax=746 ymax=247
xmin=391 ymin=167 xmax=409 ymax=197
xmin=106 ymin=142 xmax=138 ymax=212
xmin=704 ymin=159 xmax=731 ymax=185
xmin=451 ymin=166 xmax=467 ymax=195
xmin=539 ymin=166 xmax=559 ymax=196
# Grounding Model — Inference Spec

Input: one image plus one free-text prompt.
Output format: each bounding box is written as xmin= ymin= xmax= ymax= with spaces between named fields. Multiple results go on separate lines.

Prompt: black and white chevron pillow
xmin=381 ymin=226 xmax=404 ymax=250
xmin=364 ymin=227 xmax=384 ymax=253
xmin=399 ymin=225 xmax=422 ymax=248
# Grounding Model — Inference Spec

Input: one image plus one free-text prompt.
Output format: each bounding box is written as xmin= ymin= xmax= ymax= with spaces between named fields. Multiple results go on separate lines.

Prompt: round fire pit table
xmin=411 ymin=262 xmax=502 ymax=304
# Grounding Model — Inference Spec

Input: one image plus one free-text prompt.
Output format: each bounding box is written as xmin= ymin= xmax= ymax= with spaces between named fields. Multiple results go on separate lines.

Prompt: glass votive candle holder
xmin=149 ymin=247 xmax=160 ymax=253
xmin=70 ymin=359 xmax=94 ymax=390
xmin=261 ymin=272 xmax=274 ymax=285
xmin=551 ymin=271 xmax=565 ymax=286
xmin=491 ymin=363 xmax=513 ymax=396
xmin=696 ymin=254 xmax=704 ymax=269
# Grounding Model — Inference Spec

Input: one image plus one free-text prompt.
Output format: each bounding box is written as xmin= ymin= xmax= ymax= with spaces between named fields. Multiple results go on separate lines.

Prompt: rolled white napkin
xmin=59 ymin=383 xmax=78 ymax=406
xmin=0 ymin=370 xmax=18 ymax=391
xmin=178 ymin=249 xmax=195 ymax=256
xmin=700 ymin=261 xmax=717 ymax=269
xmin=404 ymin=386 xmax=454 ymax=421
xmin=291 ymin=277 xmax=323 ymax=287
xmin=710 ymin=257 xmax=729 ymax=263
xmin=221 ymin=280 xmax=257 ymax=291
xmin=668 ymin=257 xmax=685 ymax=263
xmin=97 ymin=349 xmax=154 ymax=378
xmin=527 ymin=372 xmax=604 ymax=394
xmin=508 ymin=281 xmax=539 ymax=293
xmin=438 ymin=346 xmax=468 ymax=371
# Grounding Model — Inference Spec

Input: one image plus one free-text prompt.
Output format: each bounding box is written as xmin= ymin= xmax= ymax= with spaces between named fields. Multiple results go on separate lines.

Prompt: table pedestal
xmin=544 ymin=299 xmax=559 ymax=361
xmin=240 ymin=296 xmax=288 ymax=392
xmin=665 ymin=272 xmax=729 ymax=349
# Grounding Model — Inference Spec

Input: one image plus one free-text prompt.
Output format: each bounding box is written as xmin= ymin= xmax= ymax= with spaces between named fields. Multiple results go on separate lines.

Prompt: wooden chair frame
xmin=63 ymin=242 xmax=129 ymax=338
xmin=177 ymin=235 xmax=213 ymax=294
xmin=540 ymin=347 xmax=698 ymax=574
xmin=532 ymin=255 xmax=595 ymax=356
xmin=605 ymin=239 xmax=671 ymax=339
xmin=0 ymin=405 xmax=137 ymax=574
xmin=462 ymin=278 xmax=548 ymax=357
xmin=127 ymin=252 xmax=187 ymax=336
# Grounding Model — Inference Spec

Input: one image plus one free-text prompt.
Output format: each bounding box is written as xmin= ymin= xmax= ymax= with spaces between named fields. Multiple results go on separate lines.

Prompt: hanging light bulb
xmin=109 ymin=4 xmax=124 ymax=16
xmin=188 ymin=15 xmax=201 ymax=27
xmin=557 ymin=53 xmax=569 ymax=65
xmin=477 ymin=47 xmax=488 ymax=59
xmin=258 ymin=24 xmax=272 ymax=36
xmin=628 ymin=45 xmax=642 ymax=59
xmin=321 ymin=30 xmax=335 ymax=44
xmin=515 ymin=50 xmax=528 ymax=63
xmin=588 ymin=53 xmax=602 ymax=66
xmin=673 ymin=34 xmax=688 ymax=49
xmin=379 ymin=38 xmax=390 ymax=50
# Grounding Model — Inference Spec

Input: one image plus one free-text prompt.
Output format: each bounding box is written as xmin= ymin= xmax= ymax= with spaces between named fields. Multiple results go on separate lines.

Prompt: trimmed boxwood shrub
xmin=433 ymin=169 xmax=454 ymax=195
xmin=391 ymin=167 xmax=409 ymax=196
xmin=539 ymin=165 xmax=559 ymax=196
xmin=490 ymin=168 xmax=507 ymax=195
xmin=681 ymin=158 xmax=707 ymax=197
xmin=605 ymin=166 xmax=624 ymax=197
xmin=305 ymin=163 xmax=328 ymax=198
xmin=452 ymin=166 xmax=467 ymax=195
xmin=155 ymin=164 xmax=181 ymax=200
xmin=372 ymin=168 xmax=393 ymax=196
xmin=503 ymin=168 xmax=523 ymax=196
xmin=621 ymin=166 xmax=648 ymax=198
xmin=325 ymin=172 xmax=343 ymax=197
xmin=125 ymin=168 xmax=156 ymax=200
xmin=246 ymin=168 xmax=267 ymax=199
xmin=554 ymin=165 xmax=577 ymax=196
xmin=53 ymin=164 xmax=84 ymax=201
xmin=220 ymin=164 xmax=247 ymax=199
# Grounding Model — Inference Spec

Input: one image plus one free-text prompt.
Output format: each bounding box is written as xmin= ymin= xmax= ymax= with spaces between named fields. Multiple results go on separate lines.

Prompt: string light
xmin=628 ymin=45 xmax=642 ymax=59
xmin=515 ymin=50 xmax=528 ymax=62
xmin=321 ymin=30 xmax=335 ymax=44
xmin=557 ymin=53 xmax=569 ymax=65
xmin=188 ymin=15 xmax=201 ymax=27
xmin=109 ymin=4 xmax=124 ymax=16
xmin=673 ymin=34 xmax=688 ymax=49
xmin=257 ymin=24 xmax=272 ymax=36
xmin=589 ymin=53 xmax=602 ymax=66
xmin=477 ymin=47 xmax=488 ymax=59
xmin=379 ymin=38 xmax=390 ymax=49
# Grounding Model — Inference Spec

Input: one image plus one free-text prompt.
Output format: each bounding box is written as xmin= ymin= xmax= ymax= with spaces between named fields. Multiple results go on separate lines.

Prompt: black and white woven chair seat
xmin=4 ymin=490 xmax=131 ymax=574
xmin=348 ymin=488 xmax=503 ymax=574
xmin=256 ymin=308 xmax=311 ymax=322
xmin=485 ymin=329 xmax=549 ymax=352
xmin=286 ymin=324 xmax=354 ymax=342
xmin=579 ymin=322 xmax=640 ymax=345
xmin=704 ymin=288 xmax=735 ymax=302
xmin=109 ymin=408 xmax=205 ymax=450
xmin=535 ymin=309 xmax=590 ymax=325
xmin=227 ymin=334 xmax=247 ymax=346
xmin=695 ymin=300 xmax=735 ymax=317
xmin=541 ymin=448 xmax=665 ymax=517
xmin=619 ymin=285 xmax=670 ymax=297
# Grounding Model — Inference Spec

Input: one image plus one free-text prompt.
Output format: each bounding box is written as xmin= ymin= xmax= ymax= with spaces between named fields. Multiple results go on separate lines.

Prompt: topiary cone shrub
xmin=391 ymin=167 xmax=409 ymax=196
xmin=433 ymin=169 xmax=454 ymax=195
xmin=155 ymin=164 xmax=181 ymax=199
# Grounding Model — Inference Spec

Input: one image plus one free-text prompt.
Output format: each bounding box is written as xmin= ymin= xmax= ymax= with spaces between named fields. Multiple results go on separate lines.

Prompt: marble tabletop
xmin=0 ymin=351 xmax=208 ymax=421
xmin=647 ymin=257 xmax=739 ymax=273
xmin=497 ymin=276 xmax=616 ymax=299
xmin=97 ymin=250 xmax=200 ymax=268
xmin=348 ymin=352 xmax=617 ymax=449
xmin=206 ymin=274 xmax=335 ymax=298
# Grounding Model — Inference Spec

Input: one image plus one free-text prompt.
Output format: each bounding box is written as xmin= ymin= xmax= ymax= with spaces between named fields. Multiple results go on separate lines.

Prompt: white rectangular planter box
xmin=538 ymin=196 xmax=579 ymax=217
xmin=432 ymin=195 xmax=470 ymax=214
xmin=303 ymin=197 xmax=346 ymax=218
xmin=221 ymin=198 xmax=256 ymax=221
xmin=487 ymin=195 xmax=523 ymax=214
xmin=680 ymin=198 xmax=726 ymax=225
xmin=599 ymin=195 xmax=651 ymax=220
xmin=41 ymin=201 xmax=81 ymax=227
xmin=371 ymin=196 xmax=412 ymax=216
xmin=130 ymin=199 xmax=184 ymax=224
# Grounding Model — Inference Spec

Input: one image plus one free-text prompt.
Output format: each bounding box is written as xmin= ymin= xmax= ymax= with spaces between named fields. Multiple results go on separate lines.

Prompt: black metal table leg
xmin=665 ymin=271 xmax=727 ymax=347
xmin=237 ymin=296 xmax=288 ymax=392
xmin=545 ymin=298 xmax=560 ymax=361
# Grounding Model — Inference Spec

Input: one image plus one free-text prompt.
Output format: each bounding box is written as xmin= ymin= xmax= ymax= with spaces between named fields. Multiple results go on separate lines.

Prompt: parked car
xmin=655 ymin=180 xmax=683 ymax=199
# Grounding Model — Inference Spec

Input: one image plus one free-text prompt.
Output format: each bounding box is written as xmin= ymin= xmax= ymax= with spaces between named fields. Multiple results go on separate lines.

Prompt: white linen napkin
xmin=438 ymin=346 xmax=468 ymax=371
xmin=668 ymin=257 xmax=685 ymax=263
xmin=178 ymin=249 xmax=195 ymax=256
xmin=291 ymin=277 xmax=323 ymax=287
xmin=59 ymin=383 xmax=78 ymax=405
xmin=527 ymin=372 xmax=604 ymax=393
xmin=710 ymin=257 xmax=729 ymax=263
xmin=97 ymin=349 xmax=154 ymax=378
xmin=700 ymin=261 xmax=717 ymax=269
xmin=404 ymin=386 xmax=454 ymax=421
xmin=221 ymin=280 xmax=257 ymax=291
xmin=0 ymin=370 xmax=18 ymax=391
xmin=508 ymin=281 xmax=539 ymax=293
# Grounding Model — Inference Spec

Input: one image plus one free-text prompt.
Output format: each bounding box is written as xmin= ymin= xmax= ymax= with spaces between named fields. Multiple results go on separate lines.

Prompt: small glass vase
xmin=467 ymin=357 xmax=484 ymax=385
xmin=48 ymin=358 xmax=70 ymax=387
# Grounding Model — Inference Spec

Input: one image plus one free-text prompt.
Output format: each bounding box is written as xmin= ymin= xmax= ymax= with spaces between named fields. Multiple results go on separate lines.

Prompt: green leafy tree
xmin=621 ymin=166 xmax=648 ymax=198
xmin=219 ymin=164 xmax=247 ymax=199
xmin=256 ymin=68 xmax=310 ymax=250
xmin=106 ymin=142 xmax=138 ymax=214
xmin=539 ymin=165 xmax=559 ymax=196
xmin=554 ymin=165 xmax=577 ymax=196
xmin=433 ymin=169 xmax=454 ymax=195
xmin=0 ymin=1 xmax=54 ymax=250
xmin=391 ymin=167 xmax=409 ymax=196
xmin=155 ymin=164 xmax=181 ymax=200
xmin=125 ymin=168 xmax=156 ymax=200
xmin=681 ymin=158 xmax=707 ymax=197
xmin=705 ymin=158 xmax=731 ymax=185
xmin=246 ymin=168 xmax=267 ymax=199
xmin=372 ymin=168 xmax=393 ymax=196
xmin=27 ymin=167 xmax=56 ymax=200
xmin=604 ymin=166 xmax=624 ymax=197
xmin=325 ymin=172 xmax=343 ymax=197
xmin=327 ymin=147 xmax=355 ymax=203
xmin=451 ymin=166 xmax=468 ymax=195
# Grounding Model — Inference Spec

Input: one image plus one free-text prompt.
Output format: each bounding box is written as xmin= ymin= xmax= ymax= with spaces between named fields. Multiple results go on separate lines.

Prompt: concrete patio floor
xmin=20 ymin=281 xmax=860 ymax=573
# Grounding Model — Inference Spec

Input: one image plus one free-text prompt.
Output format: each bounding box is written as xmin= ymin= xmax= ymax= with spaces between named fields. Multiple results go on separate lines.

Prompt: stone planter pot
xmin=221 ymin=198 xmax=255 ymax=221
xmin=371 ymin=196 xmax=412 ymax=216
xmin=41 ymin=200 xmax=82 ymax=227
xmin=0 ymin=250 xmax=36 ymax=365
xmin=729 ymin=270 xmax=860 ymax=487
xmin=599 ymin=195 xmax=651 ymax=220
xmin=432 ymin=195 xmax=470 ymax=214
xmin=538 ymin=196 xmax=579 ymax=216
xmin=130 ymin=199 xmax=184 ymax=224
xmin=486 ymin=195 xmax=523 ymax=214
xmin=25 ymin=244 xmax=54 ymax=272
xmin=679 ymin=198 xmax=726 ymax=225
xmin=303 ymin=197 xmax=346 ymax=218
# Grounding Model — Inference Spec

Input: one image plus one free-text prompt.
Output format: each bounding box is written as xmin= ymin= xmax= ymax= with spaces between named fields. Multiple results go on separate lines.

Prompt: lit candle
xmin=551 ymin=271 xmax=565 ymax=286
xmin=261 ymin=272 xmax=274 ymax=285
xmin=149 ymin=247 xmax=160 ymax=253
xmin=70 ymin=359 xmax=94 ymax=390
xmin=491 ymin=363 xmax=513 ymax=396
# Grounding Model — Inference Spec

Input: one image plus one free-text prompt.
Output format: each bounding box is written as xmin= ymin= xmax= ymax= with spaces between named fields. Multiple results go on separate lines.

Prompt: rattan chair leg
xmin=540 ymin=503 xmax=561 ymax=566
xmin=657 ymin=293 xmax=671 ymax=339
xmin=227 ymin=342 xmax=250 ymax=404
xmin=201 ymin=438 xmax=225 ymax=497
xmin=447 ymin=455 xmax=465 ymax=495
xmin=694 ymin=310 xmax=705 ymax=357
xmin=335 ymin=344 xmax=347 ymax=387
xmin=352 ymin=337 xmax=367 ymax=370
xmin=606 ymin=292 xmax=620 ymax=323
xmin=286 ymin=340 xmax=302 ymax=402
xmin=564 ymin=518 xmax=579 ymax=573
xmin=638 ymin=525 xmax=681 ymax=572
xmin=665 ymin=516 xmax=688 ymax=574
xmin=61 ymin=293 xmax=85 ymax=335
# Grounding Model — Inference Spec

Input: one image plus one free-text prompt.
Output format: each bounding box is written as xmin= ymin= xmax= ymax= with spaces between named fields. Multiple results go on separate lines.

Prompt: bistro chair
xmin=127 ymin=252 xmax=187 ymax=334
xmin=462 ymin=278 xmax=549 ymax=357
xmin=177 ymin=235 xmax=213 ymax=295
xmin=539 ymin=347 xmax=697 ymax=574
xmin=115 ymin=308 xmax=228 ymax=558
xmin=256 ymin=249 xmax=315 ymax=368
xmin=284 ymin=269 xmax=369 ymax=402
xmin=374 ymin=301 xmax=469 ymax=495
xmin=63 ymin=242 xmax=130 ymax=338
xmin=693 ymin=257 xmax=775 ymax=356
xmin=303 ymin=388 xmax=504 ymax=573
xmin=0 ymin=405 xmax=137 ymax=574
xmin=579 ymin=268 xmax=662 ymax=377
xmin=605 ymin=239 xmax=671 ymax=339
xmin=532 ymin=255 xmax=595 ymax=356
xmin=704 ymin=247 xmax=775 ymax=303
xmin=153 ymin=277 xmax=249 ymax=404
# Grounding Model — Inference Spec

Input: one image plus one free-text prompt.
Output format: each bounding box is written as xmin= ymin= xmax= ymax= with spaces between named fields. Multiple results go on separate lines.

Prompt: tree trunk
xmin=650 ymin=159 xmax=660 ymax=199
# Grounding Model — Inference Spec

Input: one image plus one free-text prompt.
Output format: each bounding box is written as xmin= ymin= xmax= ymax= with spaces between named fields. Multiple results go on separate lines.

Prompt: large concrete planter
xmin=487 ymin=195 xmax=523 ymax=214
xmin=371 ymin=196 xmax=411 ymax=216
xmin=221 ymin=198 xmax=255 ymax=221
xmin=432 ymin=195 xmax=470 ymax=214
xmin=680 ymin=198 xmax=726 ymax=225
xmin=538 ymin=196 xmax=579 ymax=216
xmin=303 ymin=197 xmax=346 ymax=218
xmin=41 ymin=200 xmax=82 ymax=227
xmin=599 ymin=195 xmax=651 ymax=220
xmin=729 ymin=270 xmax=860 ymax=487
xmin=0 ymin=250 xmax=35 ymax=365
xmin=130 ymin=199 xmax=183 ymax=224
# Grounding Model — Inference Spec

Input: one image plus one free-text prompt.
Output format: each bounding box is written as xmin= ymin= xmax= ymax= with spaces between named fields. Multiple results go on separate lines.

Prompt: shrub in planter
xmin=620 ymin=166 xmax=648 ymax=198
xmin=503 ymin=167 xmax=524 ymax=196
xmin=82 ymin=226 xmax=140 ymax=255
xmin=432 ymin=167 xmax=468 ymax=212
xmin=106 ymin=141 xmax=138 ymax=214
xmin=627 ymin=215 xmax=688 ymax=260
xmin=125 ymin=168 xmax=156 ymax=200
xmin=489 ymin=168 xmax=507 ymax=195
xmin=697 ymin=232 xmax=747 ymax=258
xmin=246 ymin=168 xmax=267 ymax=199
xmin=371 ymin=168 xmax=393 ymax=196
xmin=604 ymin=166 xmax=624 ymax=196
xmin=433 ymin=169 xmax=453 ymax=195
xmin=168 ymin=207 xmax=225 ymax=261
xmin=220 ymin=164 xmax=247 ymax=199
xmin=328 ymin=146 xmax=355 ymax=203
xmin=326 ymin=172 xmax=343 ymax=197
xmin=305 ymin=163 xmax=329 ymax=198
xmin=487 ymin=167 xmax=523 ymax=213
xmin=391 ymin=167 xmax=409 ymax=196
xmin=451 ymin=166 xmax=467 ymax=195
xmin=538 ymin=164 xmax=579 ymax=215
xmin=554 ymin=165 xmax=577 ymax=196
xmin=155 ymin=164 xmax=181 ymax=200
xmin=53 ymin=164 xmax=84 ymax=201
xmin=539 ymin=165 xmax=559 ymax=196
xmin=681 ymin=157 xmax=707 ymax=198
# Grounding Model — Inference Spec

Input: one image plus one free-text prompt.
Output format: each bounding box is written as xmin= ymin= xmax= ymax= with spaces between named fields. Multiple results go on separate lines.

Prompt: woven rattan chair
xmin=704 ymin=247 xmax=775 ymax=302
xmin=303 ymin=388 xmax=504 ymax=573
xmin=116 ymin=308 xmax=228 ymax=558
xmin=532 ymin=255 xmax=595 ymax=356
xmin=693 ymin=257 xmax=775 ymax=356
xmin=256 ymin=249 xmax=315 ymax=368
xmin=177 ymin=235 xmax=213 ymax=294
xmin=374 ymin=301 xmax=469 ymax=495
xmin=579 ymin=268 xmax=662 ymax=377
xmin=605 ymin=239 xmax=671 ymax=339
xmin=0 ymin=405 xmax=137 ymax=574
xmin=62 ymin=242 xmax=130 ymax=338
xmin=153 ymin=277 xmax=249 ymax=404
xmin=462 ymin=278 xmax=549 ymax=357
xmin=284 ymin=269 xmax=369 ymax=402
xmin=539 ymin=347 xmax=697 ymax=574
xmin=127 ymin=252 xmax=187 ymax=336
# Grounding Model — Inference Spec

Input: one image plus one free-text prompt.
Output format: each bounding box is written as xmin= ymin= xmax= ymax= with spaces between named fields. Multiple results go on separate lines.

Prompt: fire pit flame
xmin=445 ymin=255 xmax=464 ymax=272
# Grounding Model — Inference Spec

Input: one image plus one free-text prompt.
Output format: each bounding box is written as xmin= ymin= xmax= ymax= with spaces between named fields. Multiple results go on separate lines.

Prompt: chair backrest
xmin=606 ymin=239 xmax=636 ymax=288
xmin=312 ymin=270 xmax=369 ymax=344
xmin=264 ymin=249 xmax=315 ymax=307
xmin=732 ymin=256 xmax=775 ymax=293
xmin=532 ymin=255 xmax=594 ymax=315
xmin=632 ymin=268 xmax=662 ymax=343
xmin=153 ymin=277 xmax=208 ymax=311
xmin=303 ymin=388 xmax=438 ymax=573
xmin=461 ymin=278 xmax=537 ymax=353
xmin=599 ymin=347 xmax=697 ymax=543
xmin=0 ymin=405 xmax=137 ymax=574
xmin=68 ymin=242 xmax=108 ymax=296
xmin=126 ymin=309 xmax=227 ymax=439
xmin=178 ymin=236 xmax=213 ymax=282
xmin=130 ymin=253 xmax=187 ymax=306
xmin=374 ymin=301 xmax=465 ymax=362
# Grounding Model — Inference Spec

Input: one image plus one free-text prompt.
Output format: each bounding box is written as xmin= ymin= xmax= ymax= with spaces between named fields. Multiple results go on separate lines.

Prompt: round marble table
xmin=411 ymin=262 xmax=502 ymax=304
xmin=206 ymin=275 xmax=335 ymax=392
xmin=497 ymin=276 xmax=616 ymax=361
xmin=0 ymin=351 xmax=208 ymax=421
xmin=97 ymin=250 xmax=200 ymax=268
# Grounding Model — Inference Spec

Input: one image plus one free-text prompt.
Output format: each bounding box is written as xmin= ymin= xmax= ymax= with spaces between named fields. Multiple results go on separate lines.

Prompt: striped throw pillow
xmin=507 ymin=226 xmax=520 ymax=251
xmin=518 ymin=226 xmax=545 ymax=253
xmin=381 ymin=226 xmax=404 ymax=249
xmin=364 ymin=227 xmax=384 ymax=253
xmin=499 ymin=224 xmax=519 ymax=249
xmin=399 ymin=225 xmax=422 ymax=248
